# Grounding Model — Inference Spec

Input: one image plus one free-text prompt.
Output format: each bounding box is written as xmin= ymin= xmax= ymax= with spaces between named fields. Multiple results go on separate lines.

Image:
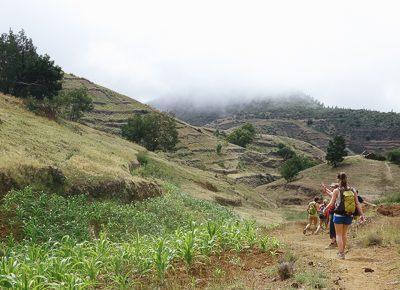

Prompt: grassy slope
xmin=0 ymin=93 xmax=158 ymax=199
xmin=257 ymin=156 xmax=400 ymax=205
xmin=0 ymin=93 xmax=281 ymax=223
xmin=63 ymin=75 xmax=324 ymax=179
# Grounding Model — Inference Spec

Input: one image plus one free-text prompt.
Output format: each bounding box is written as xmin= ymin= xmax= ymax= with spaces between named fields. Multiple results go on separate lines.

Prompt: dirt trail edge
xmin=271 ymin=220 xmax=400 ymax=290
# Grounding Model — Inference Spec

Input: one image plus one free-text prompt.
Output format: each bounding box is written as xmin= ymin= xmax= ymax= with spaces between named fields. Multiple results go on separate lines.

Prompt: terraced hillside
xmin=153 ymin=95 xmax=400 ymax=154
xmin=0 ymin=93 xmax=288 ymax=224
xmin=62 ymin=75 xmax=325 ymax=187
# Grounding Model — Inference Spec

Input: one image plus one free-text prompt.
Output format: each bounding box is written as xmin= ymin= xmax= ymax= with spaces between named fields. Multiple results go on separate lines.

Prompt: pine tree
xmin=0 ymin=29 xmax=63 ymax=100
xmin=325 ymin=136 xmax=347 ymax=167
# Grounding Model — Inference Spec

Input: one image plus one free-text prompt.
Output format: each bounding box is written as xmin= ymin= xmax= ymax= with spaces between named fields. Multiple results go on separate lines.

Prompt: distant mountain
xmin=150 ymin=94 xmax=321 ymax=126
xmin=151 ymin=94 xmax=400 ymax=154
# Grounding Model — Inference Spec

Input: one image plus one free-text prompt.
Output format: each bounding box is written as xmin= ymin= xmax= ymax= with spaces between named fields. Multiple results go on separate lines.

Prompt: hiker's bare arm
xmin=354 ymin=191 xmax=366 ymax=221
xmin=324 ymin=189 xmax=338 ymax=213
xmin=363 ymin=200 xmax=377 ymax=207
xmin=325 ymin=188 xmax=333 ymax=197
xmin=321 ymin=183 xmax=333 ymax=197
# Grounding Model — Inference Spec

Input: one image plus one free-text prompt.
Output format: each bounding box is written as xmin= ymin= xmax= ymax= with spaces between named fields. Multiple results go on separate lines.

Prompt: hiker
xmin=324 ymin=172 xmax=365 ymax=259
xmin=303 ymin=196 xmax=319 ymax=235
xmin=314 ymin=198 xmax=328 ymax=234
xmin=322 ymin=183 xmax=338 ymax=248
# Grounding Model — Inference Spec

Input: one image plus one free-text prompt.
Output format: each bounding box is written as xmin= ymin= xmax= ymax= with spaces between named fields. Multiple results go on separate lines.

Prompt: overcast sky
xmin=2 ymin=0 xmax=400 ymax=112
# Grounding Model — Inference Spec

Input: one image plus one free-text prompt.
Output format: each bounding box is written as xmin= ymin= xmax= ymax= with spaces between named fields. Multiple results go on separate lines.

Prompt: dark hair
xmin=337 ymin=172 xmax=347 ymax=189
xmin=314 ymin=196 xmax=320 ymax=202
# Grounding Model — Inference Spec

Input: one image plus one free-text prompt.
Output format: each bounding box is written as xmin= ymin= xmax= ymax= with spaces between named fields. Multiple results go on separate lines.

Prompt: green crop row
xmin=0 ymin=187 xmax=280 ymax=288
xmin=0 ymin=220 xmax=279 ymax=289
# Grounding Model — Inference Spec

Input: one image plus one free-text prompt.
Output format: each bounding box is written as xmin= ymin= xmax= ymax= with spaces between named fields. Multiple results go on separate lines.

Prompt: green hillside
xmin=62 ymin=75 xmax=324 ymax=182
xmin=152 ymin=95 xmax=400 ymax=154
xmin=256 ymin=155 xmax=400 ymax=206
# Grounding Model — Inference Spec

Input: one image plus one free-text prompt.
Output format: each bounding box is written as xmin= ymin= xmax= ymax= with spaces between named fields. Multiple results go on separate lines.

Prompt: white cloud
xmin=1 ymin=0 xmax=400 ymax=111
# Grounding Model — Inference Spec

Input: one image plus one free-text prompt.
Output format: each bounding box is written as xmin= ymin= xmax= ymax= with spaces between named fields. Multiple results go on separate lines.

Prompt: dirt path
xmin=273 ymin=221 xmax=400 ymax=290
xmin=385 ymin=162 xmax=394 ymax=183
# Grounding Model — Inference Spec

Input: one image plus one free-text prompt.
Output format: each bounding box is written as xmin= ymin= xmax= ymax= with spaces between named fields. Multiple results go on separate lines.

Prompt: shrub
xmin=226 ymin=123 xmax=256 ymax=147
xmin=58 ymin=88 xmax=94 ymax=121
xmin=365 ymin=232 xmax=383 ymax=247
xmin=216 ymin=143 xmax=222 ymax=155
xmin=325 ymin=135 xmax=347 ymax=167
xmin=377 ymin=192 xmax=400 ymax=204
xmin=387 ymin=148 xmax=400 ymax=165
xmin=0 ymin=29 xmax=63 ymax=100
xmin=25 ymin=96 xmax=64 ymax=119
xmin=276 ymin=143 xmax=296 ymax=160
xmin=25 ymin=88 xmax=93 ymax=120
xmin=136 ymin=151 xmax=149 ymax=166
xmin=295 ymin=270 xmax=327 ymax=289
xmin=280 ymin=155 xmax=316 ymax=182
xmin=122 ymin=112 xmax=178 ymax=152
xmin=278 ymin=261 xmax=294 ymax=280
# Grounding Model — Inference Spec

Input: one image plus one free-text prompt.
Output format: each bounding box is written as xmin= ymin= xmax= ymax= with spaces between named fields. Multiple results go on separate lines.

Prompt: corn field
xmin=0 ymin=187 xmax=281 ymax=289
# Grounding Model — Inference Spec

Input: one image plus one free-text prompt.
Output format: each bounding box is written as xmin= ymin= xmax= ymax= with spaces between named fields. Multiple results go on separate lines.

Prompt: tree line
xmin=0 ymin=29 xmax=93 ymax=120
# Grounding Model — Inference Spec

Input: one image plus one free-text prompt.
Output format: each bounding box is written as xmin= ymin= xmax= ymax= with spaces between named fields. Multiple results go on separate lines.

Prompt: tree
xmin=0 ymin=29 xmax=63 ymax=100
xmin=226 ymin=123 xmax=256 ymax=147
xmin=325 ymin=135 xmax=347 ymax=167
xmin=279 ymin=155 xmax=316 ymax=182
xmin=59 ymin=88 xmax=94 ymax=121
xmin=122 ymin=112 xmax=178 ymax=152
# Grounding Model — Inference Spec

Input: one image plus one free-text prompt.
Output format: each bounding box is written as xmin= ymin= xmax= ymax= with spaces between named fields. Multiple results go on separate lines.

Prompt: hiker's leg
xmin=303 ymin=217 xmax=311 ymax=234
xmin=334 ymin=223 xmax=344 ymax=253
xmin=314 ymin=219 xmax=322 ymax=234
xmin=313 ymin=216 xmax=318 ymax=229
xmin=329 ymin=213 xmax=336 ymax=243
xmin=342 ymin=224 xmax=350 ymax=251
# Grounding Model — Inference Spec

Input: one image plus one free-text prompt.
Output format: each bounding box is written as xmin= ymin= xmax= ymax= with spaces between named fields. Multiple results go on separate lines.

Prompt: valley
xmin=1 ymin=75 xmax=399 ymax=289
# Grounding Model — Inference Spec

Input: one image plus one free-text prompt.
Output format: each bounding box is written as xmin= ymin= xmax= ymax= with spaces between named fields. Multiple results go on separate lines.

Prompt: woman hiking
xmin=303 ymin=196 xmax=319 ymax=235
xmin=324 ymin=172 xmax=365 ymax=259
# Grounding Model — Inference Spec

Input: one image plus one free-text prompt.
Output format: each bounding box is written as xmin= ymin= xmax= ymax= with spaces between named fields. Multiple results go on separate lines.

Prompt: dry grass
xmin=257 ymin=156 xmax=400 ymax=205
xmin=0 ymin=93 xmax=159 ymax=197
xmin=0 ymin=93 xmax=276 ymax=220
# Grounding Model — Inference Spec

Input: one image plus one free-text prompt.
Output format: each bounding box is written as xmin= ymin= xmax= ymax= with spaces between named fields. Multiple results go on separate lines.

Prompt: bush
xmin=0 ymin=29 xmax=63 ymax=100
xmin=226 ymin=123 xmax=256 ymax=147
xmin=387 ymin=148 xmax=400 ymax=165
xmin=377 ymin=192 xmax=400 ymax=204
xmin=276 ymin=143 xmax=296 ymax=160
xmin=25 ymin=96 xmax=64 ymax=119
xmin=58 ymin=88 xmax=94 ymax=121
xmin=280 ymin=155 xmax=316 ymax=182
xmin=136 ymin=151 xmax=149 ymax=166
xmin=25 ymin=88 xmax=93 ymax=120
xmin=365 ymin=232 xmax=383 ymax=247
xmin=216 ymin=143 xmax=222 ymax=155
xmin=122 ymin=112 xmax=178 ymax=152
xmin=325 ymin=135 xmax=347 ymax=167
